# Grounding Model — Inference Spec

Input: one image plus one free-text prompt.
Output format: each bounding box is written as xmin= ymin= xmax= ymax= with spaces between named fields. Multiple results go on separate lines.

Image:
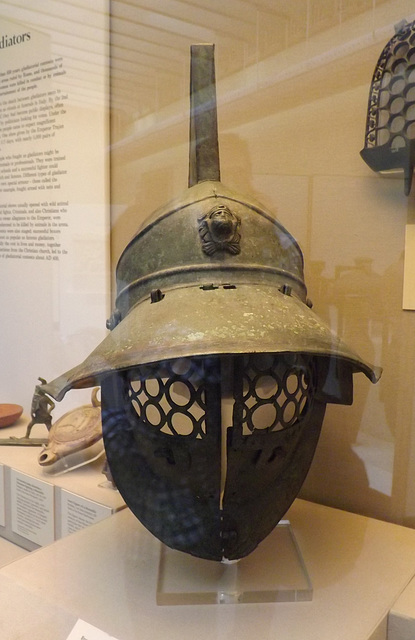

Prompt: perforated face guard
xmin=360 ymin=19 xmax=415 ymax=194
xmin=101 ymin=354 xmax=325 ymax=561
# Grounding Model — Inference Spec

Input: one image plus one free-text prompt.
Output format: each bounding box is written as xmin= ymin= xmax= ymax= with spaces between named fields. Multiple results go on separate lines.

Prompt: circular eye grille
xmin=127 ymin=358 xmax=210 ymax=439
xmin=127 ymin=354 xmax=315 ymax=438
xmin=240 ymin=354 xmax=315 ymax=435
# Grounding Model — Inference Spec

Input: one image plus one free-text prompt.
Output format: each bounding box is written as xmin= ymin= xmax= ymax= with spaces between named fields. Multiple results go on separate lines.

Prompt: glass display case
xmin=1 ymin=1 xmax=415 ymax=638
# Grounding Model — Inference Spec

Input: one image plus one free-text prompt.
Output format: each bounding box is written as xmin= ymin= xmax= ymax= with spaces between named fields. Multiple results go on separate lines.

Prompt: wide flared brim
xmin=42 ymin=283 xmax=381 ymax=401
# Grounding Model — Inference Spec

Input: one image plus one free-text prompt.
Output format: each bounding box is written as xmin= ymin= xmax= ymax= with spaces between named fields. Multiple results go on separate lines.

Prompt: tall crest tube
xmin=188 ymin=44 xmax=220 ymax=187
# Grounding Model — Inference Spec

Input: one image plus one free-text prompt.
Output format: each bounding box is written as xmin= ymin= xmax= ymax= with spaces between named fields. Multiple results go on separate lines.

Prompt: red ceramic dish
xmin=0 ymin=404 xmax=23 ymax=428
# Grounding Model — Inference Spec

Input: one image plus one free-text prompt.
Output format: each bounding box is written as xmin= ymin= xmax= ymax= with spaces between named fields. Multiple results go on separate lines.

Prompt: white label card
xmin=403 ymin=223 xmax=415 ymax=310
xmin=10 ymin=469 xmax=54 ymax=545
xmin=0 ymin=465 xmax=5 ymax=527
xmin=60 ymin=490 xmax=112 ymax=537
xmin=67 ymin=619 xmax=119 ymax=640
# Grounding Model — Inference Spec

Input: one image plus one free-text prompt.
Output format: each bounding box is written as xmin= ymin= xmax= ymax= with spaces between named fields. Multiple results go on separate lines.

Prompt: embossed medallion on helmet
xmin=198 ymin=205 xmax=241 ymax=255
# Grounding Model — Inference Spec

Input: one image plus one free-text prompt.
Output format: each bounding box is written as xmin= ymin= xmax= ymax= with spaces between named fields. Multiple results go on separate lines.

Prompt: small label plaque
xmin=67 ymin=619 xmax=118 ymax=640
xmin=403 ymin=223 xmax=415 ymax=310
xmin=10 ymin=470 xmax=54 ymax=546
xmin=60 ymin=490 xmax=112 ymax=537
xmin=0 ymin=465 xmax=5 ymax=527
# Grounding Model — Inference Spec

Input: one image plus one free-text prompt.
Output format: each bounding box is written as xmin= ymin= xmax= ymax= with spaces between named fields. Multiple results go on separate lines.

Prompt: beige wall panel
xmin=251 ymin=174 xmax=310 ymax=250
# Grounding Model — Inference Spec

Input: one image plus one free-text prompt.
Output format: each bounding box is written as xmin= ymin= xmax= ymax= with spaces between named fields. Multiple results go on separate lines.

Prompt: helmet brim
xmin=43 ymin=283 xmax=381 ymax=401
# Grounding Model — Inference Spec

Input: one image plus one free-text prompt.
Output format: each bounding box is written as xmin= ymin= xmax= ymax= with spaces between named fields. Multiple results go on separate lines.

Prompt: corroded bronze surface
xmin=33 ymin=44 xmax=381 ymax=561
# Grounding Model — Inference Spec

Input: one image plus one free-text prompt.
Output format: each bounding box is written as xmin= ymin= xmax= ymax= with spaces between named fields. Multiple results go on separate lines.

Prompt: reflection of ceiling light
xmin=34 ymin=44 xmax=380 ymax=562
xmin=361 ymin=19 xmax=415 ymax=195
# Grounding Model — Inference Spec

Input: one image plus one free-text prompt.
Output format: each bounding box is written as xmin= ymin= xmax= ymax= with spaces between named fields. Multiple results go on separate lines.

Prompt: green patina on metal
xmin=32 ymin=44 xmax=381 ymax=561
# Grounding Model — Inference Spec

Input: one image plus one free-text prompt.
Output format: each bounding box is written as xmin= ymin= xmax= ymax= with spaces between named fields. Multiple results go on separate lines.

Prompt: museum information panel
xmin=60 ymin=490 xmax=113 ymax=537
xmin=10 ymin=469 xmax=54 ymax=546
xmin=0 ymin=4 xmax=110 ymax=415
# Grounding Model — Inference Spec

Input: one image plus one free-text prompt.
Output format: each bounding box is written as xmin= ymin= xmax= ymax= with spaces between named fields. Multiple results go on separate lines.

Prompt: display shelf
xmin=0 ymin=499 xmax=414 ymax=639
xmin=0 ymin=573 xmax=77 ymax=638
xmin=0 ymin=417 xmax=125 ymax=550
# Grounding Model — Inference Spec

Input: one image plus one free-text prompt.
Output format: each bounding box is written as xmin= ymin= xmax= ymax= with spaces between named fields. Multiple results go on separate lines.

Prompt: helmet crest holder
xmin=33 ymin=45 xmax=380 ymax=562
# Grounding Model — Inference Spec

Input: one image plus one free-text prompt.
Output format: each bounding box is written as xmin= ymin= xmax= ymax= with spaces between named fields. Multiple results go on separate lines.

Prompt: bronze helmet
xmin=37 ymin=45 xmax=380 ymax=561
xmin=360 ymin=18 xmax=415 ymax=195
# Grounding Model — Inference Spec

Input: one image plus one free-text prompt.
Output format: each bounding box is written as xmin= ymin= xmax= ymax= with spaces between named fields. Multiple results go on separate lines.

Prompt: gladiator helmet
xmin=361 ymin=19 xmax=415 ymax=195
xmin=38 ymin=45 xmax=380 ymax=561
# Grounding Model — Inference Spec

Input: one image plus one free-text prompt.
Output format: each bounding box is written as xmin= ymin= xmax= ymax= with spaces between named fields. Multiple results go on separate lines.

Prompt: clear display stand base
xmin=157 ymin=520 xmax=312 ymax=605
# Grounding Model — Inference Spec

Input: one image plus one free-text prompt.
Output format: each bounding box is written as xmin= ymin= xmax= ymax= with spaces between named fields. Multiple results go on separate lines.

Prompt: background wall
xmin=110 ymin=0 xmax=415 ymax=526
